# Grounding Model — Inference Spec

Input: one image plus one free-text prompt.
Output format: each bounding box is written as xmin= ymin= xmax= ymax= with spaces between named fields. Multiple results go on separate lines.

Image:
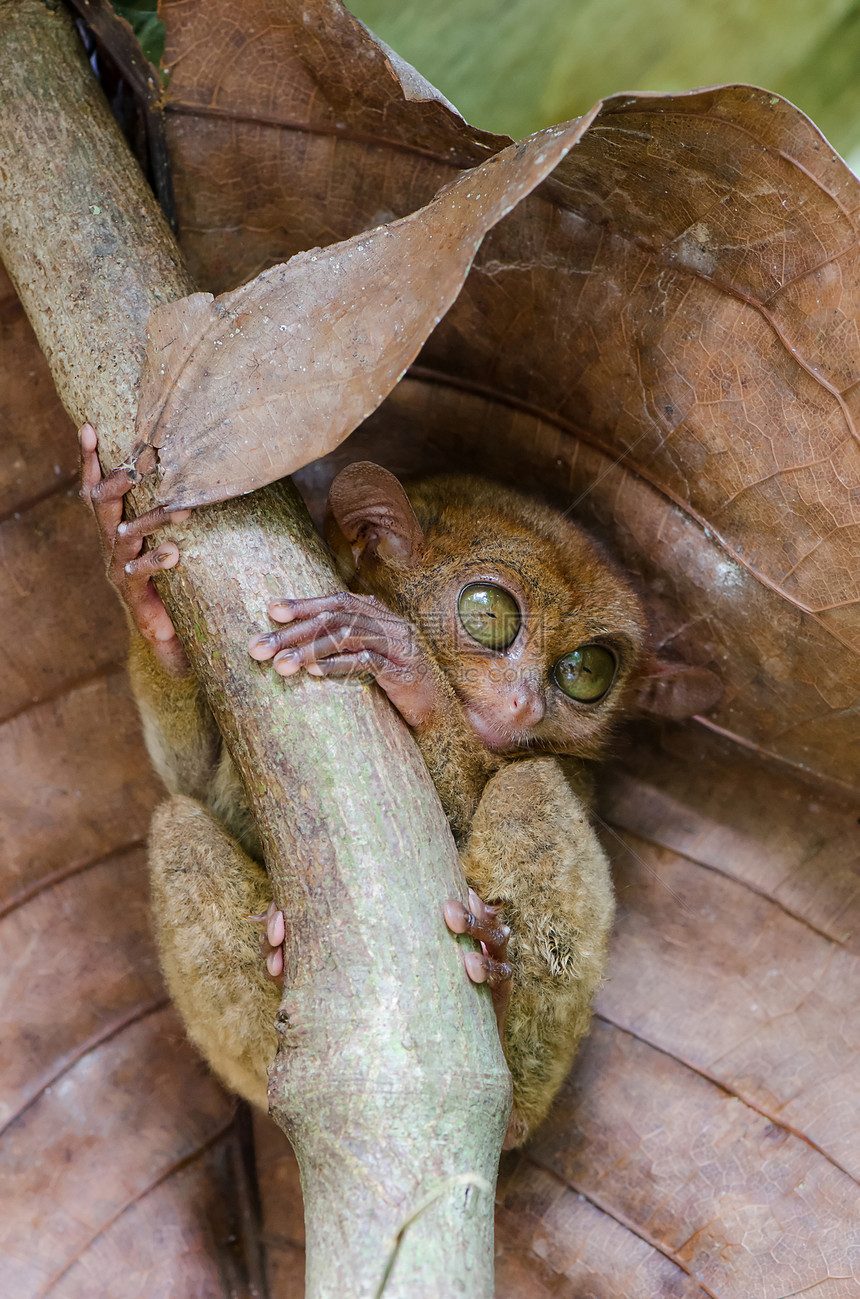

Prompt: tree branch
xmin=0 ymin=3 xmax=510 ymax=1294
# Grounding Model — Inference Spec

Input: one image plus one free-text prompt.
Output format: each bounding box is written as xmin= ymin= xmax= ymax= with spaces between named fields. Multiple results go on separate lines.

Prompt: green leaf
xmin=110 ymin=1 xmax=165 ymax=70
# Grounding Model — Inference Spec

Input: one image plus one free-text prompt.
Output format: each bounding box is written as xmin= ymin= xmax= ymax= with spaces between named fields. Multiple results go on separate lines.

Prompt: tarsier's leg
xmin=459 ymin=755 xmax=615 ymax=1147
xmin=149 ymin=794 xmax=281 ymax=1110
xmin=128 ymin=634 xmax=223 ymax=802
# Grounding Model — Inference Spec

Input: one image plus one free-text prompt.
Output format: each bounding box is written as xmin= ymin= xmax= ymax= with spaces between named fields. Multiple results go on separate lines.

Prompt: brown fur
xmin=137 ymin=473 xmax=647 ymax=1144
xmin=461 ymin=757 xmax=614 ymax=1139
xmin=149 ymin=795 xmax=277 ymax=1110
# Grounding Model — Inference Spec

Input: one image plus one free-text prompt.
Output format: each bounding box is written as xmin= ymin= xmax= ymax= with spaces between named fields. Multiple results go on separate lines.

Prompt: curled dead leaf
xmin=134 ymin=114 xmax=598 ymax=509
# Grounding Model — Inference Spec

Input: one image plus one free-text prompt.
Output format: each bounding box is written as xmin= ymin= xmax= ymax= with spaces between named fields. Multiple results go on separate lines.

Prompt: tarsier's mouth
xmin=466 ymin=706 xmax=537 ymax=752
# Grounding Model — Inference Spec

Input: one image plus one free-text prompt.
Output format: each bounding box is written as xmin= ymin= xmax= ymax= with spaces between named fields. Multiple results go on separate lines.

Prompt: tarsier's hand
xmin=248 ymin=592 xmax=448 ymax=729
xmin=79 ymin=423 xmax=191 ymax=675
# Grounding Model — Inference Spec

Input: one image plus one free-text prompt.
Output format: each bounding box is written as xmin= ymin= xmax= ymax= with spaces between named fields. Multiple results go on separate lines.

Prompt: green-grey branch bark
xmin=0 ymin=4 xmax=510 ymax=1295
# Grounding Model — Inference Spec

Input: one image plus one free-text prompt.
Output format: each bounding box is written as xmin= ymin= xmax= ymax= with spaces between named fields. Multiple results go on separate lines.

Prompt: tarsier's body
xmin=83 ymin=429 xmax=714 ymax=1145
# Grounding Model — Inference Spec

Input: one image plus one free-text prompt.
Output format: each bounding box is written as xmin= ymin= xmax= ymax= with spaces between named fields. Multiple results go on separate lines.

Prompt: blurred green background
xmin=345 ymin=0 xmax=860 ymax=168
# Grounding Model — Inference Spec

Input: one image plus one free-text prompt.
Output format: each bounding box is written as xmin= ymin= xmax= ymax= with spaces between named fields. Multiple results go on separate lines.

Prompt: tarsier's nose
xmin=504 ymin=688 xmax=545 ymax=728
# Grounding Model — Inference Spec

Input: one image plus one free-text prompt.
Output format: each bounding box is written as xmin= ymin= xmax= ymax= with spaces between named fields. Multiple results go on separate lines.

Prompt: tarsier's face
xmin=327 ymin=465 xmax=719 ymax=742
xmin=451 ymin=577 xmax=620 ymax=751
xmin=326 ymin=465 xmax=647 ymax=756
xmin=408 ymin=536 xmax=646 ymax=759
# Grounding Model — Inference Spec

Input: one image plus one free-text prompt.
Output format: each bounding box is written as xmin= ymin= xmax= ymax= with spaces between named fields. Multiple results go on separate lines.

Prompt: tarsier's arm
xmin=82 ymin=424 xmax=261 ymax=856
xmin=80 ymin=423 xmax=219 ymax=797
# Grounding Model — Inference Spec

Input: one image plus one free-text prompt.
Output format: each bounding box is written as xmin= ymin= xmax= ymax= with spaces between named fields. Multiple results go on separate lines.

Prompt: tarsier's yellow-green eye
xmin=553 ymin=645 xmax=616 ymax=702
xmin=458 ymin=583 xmax=520 ymax=650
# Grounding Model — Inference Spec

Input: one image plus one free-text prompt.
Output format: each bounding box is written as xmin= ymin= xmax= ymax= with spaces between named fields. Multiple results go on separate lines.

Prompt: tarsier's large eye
xmin=553 ymin=645 xmax=616 ymax=702
xmin=458 ymin=583 xmax=521 ymax=650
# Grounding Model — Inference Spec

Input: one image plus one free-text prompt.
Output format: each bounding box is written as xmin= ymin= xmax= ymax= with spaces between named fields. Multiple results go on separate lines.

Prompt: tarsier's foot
xmin=444 ymin=889 xmax=512 ymax=1038
xmin=258 ymin=900 xmax=286 ymax=985
xmin=444 ymin=890 xmax=528 ymax=1149
xmin=248 ymin=593 xmax=445 ymax=728
xmin=255 ymin=891 xmax=512 ymax=1007
xmin=257 ymin=891 xmax=512 ymax=1023
xmin=79 ymin=423 xmax=191 ymax=675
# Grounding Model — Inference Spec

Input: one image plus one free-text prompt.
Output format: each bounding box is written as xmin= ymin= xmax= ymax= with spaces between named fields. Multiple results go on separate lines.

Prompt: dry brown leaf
xmin=433 ymin=87 xmax=860 ymax=789
xmin=0 ymin=271 xmax=79 ymax=516
xmin=135 ymin=116 xmax=597 ymax=508
xmin=3 ymin=1 xmax=859 ymax=1296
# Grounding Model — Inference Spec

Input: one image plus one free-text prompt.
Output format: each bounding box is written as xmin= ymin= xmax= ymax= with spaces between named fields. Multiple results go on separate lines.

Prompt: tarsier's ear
xmin=324 ymin=462 xmax=425 ymax=578
xmin=631 ymin=659 xmax=723 ymax=721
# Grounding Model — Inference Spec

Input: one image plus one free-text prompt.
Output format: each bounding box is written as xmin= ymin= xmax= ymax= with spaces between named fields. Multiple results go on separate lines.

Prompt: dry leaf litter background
xmin=1 ymin=0 xmax=858 ymax=1295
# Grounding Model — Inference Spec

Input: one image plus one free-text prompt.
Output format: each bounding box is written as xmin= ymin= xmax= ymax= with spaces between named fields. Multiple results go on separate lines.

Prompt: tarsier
xmin=81 ymin=423 xmax=717 ymax=1146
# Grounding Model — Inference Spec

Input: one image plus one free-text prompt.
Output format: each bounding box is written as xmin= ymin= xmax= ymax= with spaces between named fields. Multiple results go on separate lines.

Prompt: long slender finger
xmin=267 ymin=908 xmax=285 ymax=948
xmin=123 ymin=542 xmax=180 ymax=582
xmin=463 ymin=940 xmax=513 ymax=1043
xmin=266 ymin=947 xmax=284 ymax=980
xmin=463 ymin=951 xmax=512 ymax=987
xmin=118 ymin=504 xmax=192 ymax=541
xmin=443 ymin=897 xmax=510 ymax=960
xmin=284 ymin=650 xmax=386 ymax=679
xmin=89 ymin=465 xmax=135 ymax=552
xmin=90 ymin=464 xmax=135 ymax=505
xmin=79 ymin=423 xmax=102 ymax=503
xmin=107 ymin=528 xmax=144 ymax=586
xmin=272 ymin=630 xmax=391 ymax=676
xmin=79 ymin=425 xmax=132 ymax=548
xmin=266 ymin=592 xmax=386 ymax=624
